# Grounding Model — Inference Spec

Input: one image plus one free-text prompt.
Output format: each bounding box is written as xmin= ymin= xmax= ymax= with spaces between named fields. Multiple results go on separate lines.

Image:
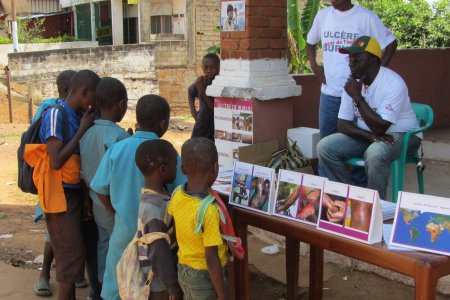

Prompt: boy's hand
xmin=79 ymin=105 xmax=96 ymax=134
xmin=168 ymin=293 xmax=183 ymax=300
xmin=194 ymin=77 xmax=207 ymax=93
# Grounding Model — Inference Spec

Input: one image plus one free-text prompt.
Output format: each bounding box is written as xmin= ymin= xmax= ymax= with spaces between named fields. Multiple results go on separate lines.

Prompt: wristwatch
xmin=352 ymin=96 xmax=365 ymax=108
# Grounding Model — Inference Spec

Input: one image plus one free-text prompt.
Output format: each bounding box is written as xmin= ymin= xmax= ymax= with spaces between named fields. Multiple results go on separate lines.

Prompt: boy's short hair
xmin=96 ymin=77 xmax=127 ymax=109
xmin=135 ymin=139 xmax=176 ymax=177
xmin=56 ymin=70 xmax=76 ymax=99
xmin=202 ymin=53 xmax=220 ymax=66
xmin=69 ymin=69 xmax=101 ymax=93
xmin=181 ymin=137 xmax=218 ymax=173
xmin=136 ymin=94 xmax=170 ymax=129
xmin=227 ymin=4 xmax=233 ymax=13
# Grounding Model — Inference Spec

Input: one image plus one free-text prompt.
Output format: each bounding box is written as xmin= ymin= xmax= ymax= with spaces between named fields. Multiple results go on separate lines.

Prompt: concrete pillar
xmin=207 ymin=0 xmax=301 ymax=157
xmin=111 ymin=0 xmax=124 ymax=45
xmin=73 ymin=5 xmax=78 ymax=38
xmin=90 ymin=2 xmax=97 ymax=42
xmin=139 ymin=0 xmax=151 ymax=43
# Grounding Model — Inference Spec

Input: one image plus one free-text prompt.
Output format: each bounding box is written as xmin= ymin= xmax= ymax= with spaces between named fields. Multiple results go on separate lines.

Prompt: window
xmin=151 ymin=15 xmax=172 ymax=34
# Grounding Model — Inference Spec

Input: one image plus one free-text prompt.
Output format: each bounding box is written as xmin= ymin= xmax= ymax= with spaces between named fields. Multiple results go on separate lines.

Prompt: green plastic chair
xmin=346 ymin=103 xmax=434 ymax=202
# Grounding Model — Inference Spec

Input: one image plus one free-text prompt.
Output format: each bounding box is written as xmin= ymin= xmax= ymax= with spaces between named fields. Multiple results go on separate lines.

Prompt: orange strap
xmin=24 ymin=144 xmax=81 ymax=213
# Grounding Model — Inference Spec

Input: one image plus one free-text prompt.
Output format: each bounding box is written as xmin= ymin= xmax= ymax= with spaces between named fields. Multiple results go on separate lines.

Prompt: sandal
xmin=75 ymin=278 xmax=88 ymax=288
xmin=34 ymin=280 xmax=52 ymax=297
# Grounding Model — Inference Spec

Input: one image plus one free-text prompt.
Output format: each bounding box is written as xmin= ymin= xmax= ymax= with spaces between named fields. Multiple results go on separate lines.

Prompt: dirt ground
xmin=0 ymin=97 xmax=449 ymax=300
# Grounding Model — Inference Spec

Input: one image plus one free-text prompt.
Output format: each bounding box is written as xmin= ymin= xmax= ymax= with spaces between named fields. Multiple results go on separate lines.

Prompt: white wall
xmin=0 ymin=41 xmax=99 ymax=66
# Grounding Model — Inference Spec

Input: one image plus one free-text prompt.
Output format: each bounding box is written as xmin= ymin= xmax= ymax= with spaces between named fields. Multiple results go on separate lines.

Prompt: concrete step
xmin=422 ymin=127 xmax=450 ymax=162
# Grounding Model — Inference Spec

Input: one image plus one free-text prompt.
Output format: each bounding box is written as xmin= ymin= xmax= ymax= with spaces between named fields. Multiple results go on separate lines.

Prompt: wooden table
xmin=232 ymin=207 xmax=450 ymax=300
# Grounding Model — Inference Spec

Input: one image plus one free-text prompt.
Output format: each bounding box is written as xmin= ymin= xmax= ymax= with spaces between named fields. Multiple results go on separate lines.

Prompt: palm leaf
xmin=300 ymin=0 xmax=320 ymax=41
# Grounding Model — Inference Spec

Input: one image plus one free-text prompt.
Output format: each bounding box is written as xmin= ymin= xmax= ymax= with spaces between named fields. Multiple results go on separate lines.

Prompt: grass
xmin=0 ymin=213 xmax=9 ymax=219
xmin=0 ymin=133 xmax=22 ymax=139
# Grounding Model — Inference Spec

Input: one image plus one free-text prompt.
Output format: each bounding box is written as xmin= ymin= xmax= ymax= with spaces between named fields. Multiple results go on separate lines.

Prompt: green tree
xmin=287 ymin=0 xmax=321 ymax=73
xmin=18 ymin=18 xmax=46 ymax=43
xmin=427 ymin=0 xmax=450 ymax=47
xmin=359 ymin=0 xmax=450 ymax=48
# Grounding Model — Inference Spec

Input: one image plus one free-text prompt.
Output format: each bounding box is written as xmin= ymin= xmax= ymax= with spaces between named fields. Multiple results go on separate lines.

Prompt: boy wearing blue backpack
xmin=25 ymin=69 xmax=100 ymax=300
xmin=168 ymin=137 xmax=227 ymax=300
xmin=90 ymin=95 xmax=186 ymax=300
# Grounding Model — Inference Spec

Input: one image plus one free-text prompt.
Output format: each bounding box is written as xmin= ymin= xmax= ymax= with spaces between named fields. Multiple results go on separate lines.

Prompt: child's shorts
xmin=177 ymin=263 xmax=224 ymax=300
xmin=45 ymin=188 xmax=85 ymax=283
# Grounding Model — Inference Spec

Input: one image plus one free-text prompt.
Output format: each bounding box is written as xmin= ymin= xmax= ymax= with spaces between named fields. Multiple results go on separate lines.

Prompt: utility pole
xmin=11 ymin=0 xmax=19 ymax=52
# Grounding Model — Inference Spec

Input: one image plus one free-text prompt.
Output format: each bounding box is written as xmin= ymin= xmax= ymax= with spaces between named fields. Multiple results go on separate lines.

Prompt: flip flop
xmin=34 ymin=280 xmax=52 ymax=297
xmin=75 ymin=278 xmax=88 ymax=288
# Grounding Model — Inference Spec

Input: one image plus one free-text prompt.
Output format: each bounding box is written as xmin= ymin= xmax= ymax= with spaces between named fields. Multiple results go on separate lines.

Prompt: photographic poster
xmin=274 ymin=170 xmax=302 ymax=219
xmin=390 ymin=192 xmax=450 ymax=256
xmin=230 ymin=162 xmax=253 ymax=207
xmin=294 ymin=174 xmax=326 ymax=225
xmin=214 ymin=98 xmax=253 ymax=166
xmin=229 ymin=162 xmax=275 ymax=215
xmin=221 ymin=0 xmax=245 ymax=32
xmin=317 ymin=182 xmax=382 ymax=244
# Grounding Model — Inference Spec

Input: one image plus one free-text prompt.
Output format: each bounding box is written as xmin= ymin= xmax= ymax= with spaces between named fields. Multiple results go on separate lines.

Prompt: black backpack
xmin=18 ymin=104 xmax=69 ymax=194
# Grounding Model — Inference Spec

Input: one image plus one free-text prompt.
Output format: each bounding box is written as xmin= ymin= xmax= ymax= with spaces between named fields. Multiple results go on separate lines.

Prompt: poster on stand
xmin=274 ymin=171 xmax=326 ymax=226
xmin=317 ymin=181 xmax=383 ymax=244
xmin=215 ymin=98 xmax=253 ymax=166
xmin=390 ymin=192 xmax=450 ymax=256
xmin=229 ymin=162 xmax=275 ymax=215
xmin=221 ymin=0 xmax=245 ymax=31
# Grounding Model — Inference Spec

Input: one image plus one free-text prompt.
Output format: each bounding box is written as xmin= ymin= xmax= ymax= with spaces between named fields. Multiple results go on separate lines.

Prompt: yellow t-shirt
xmin=168 ymin=187 xmax=227 ymax=270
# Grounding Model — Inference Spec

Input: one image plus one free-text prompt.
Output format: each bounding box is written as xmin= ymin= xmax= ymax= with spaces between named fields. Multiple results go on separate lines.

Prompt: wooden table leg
xmin=234 ymin=223 xmax=249 ymax=300
xmin=309 ymin=245 xmax=323 ymax=300
xmin=286 ymin=238 xmax=300 ymax=300
xmin=414 ymin=265 xmax=437 ymax=300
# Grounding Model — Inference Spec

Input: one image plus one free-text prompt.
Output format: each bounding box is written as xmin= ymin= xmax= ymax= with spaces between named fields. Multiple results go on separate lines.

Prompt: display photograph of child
xmin=232 ymin=112 xmax=253 ymax=132
xmin=215 ymin=130 xmax=232 ymax=141
xmin=344 ymin=199 xmax=373 ymax=233
xmin=232 ymin=148 xmax=239 ymax=159
xmin=231 ymin=173 xmax=251 ymax=206
xmin=231 ymin=133 xmax=252 ymax=144
xmin=275 ymin=182 xmax=301 ymax=218
xmin=249 ymin=177 xmax=271 ymax=212
xmin=320 ymin=193 xmax=347 ymax=226
xmin=221 ymin=0 xmax=245 ymax=32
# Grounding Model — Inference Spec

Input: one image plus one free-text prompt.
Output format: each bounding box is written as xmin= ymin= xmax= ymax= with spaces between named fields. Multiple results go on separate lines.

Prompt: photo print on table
xmin=295 ymin=174 xmax=326 ymax=225
xmin=274 ymin=170 xmax=303 ymax=219
xmin=318 ymin=182 xmax=383 ymax=244
xmin=230 ymin=162 xmax=275 ymax=215
xmin=230 ymin=162 xmax=253 ymax=206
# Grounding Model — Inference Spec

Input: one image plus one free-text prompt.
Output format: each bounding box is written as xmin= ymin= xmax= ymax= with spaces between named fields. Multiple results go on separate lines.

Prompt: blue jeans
xmin=318 ymin=93 xmax=341 ymax=177
xmin=318 ymin=93 xmax=367 ymax=185
xmin=317 ymin=132 xmax=421 ymax=200
xmin=319 ymin=93 xmax=341 ymax=139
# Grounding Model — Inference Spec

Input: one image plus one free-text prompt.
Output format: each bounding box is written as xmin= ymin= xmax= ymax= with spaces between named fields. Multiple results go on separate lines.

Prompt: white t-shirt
xmin=338 ymin=67 xmax=420 ymax=136
xmin=307 ymin=5 xmax=396 ymax=97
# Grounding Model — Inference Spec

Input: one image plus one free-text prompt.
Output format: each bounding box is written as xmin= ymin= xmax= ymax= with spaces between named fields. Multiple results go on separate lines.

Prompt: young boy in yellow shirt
xmin=168 ymin=137 xmax=227 ymax=300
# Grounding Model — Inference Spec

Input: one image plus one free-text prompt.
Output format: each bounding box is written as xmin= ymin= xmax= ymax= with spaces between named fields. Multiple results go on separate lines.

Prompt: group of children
xmin=28 ymin=61 xmax=229 ymax=300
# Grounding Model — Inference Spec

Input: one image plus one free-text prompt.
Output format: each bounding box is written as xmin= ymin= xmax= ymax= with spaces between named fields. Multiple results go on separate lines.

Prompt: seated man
xmin=317 ymin=36 xmax=421 ymax=200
